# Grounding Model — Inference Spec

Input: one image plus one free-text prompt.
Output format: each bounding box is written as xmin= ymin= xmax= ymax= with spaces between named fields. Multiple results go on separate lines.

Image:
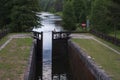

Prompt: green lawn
xmin=0 ymin=33 xmax=31 ymax=47
xmin=73 ymin=39 xmax=120 ymax=80
xmin=0 ymin=38 xmax=32 ymax=80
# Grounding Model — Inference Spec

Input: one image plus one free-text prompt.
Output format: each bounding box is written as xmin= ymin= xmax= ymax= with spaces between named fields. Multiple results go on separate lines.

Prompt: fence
xmin=0 ymin=29 xmax=9 ymax=39
xmin=90 ymin=29 xmax=120 ymax=46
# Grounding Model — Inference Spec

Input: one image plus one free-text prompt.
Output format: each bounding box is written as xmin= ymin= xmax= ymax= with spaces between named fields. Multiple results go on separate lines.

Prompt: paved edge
xmin=71 ymin=34 xmax=120 ymax=55
xmin=0 ymin=34 xmax=31 ymax=51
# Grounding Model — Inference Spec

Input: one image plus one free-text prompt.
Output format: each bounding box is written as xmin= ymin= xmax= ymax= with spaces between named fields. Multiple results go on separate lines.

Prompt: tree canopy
xmin=62 ymin=0 xmax=76 ymax=30
xmin=62 ymin=0 xmax=120 ymax=33
xmin=0 ymin=0 xmax=40 ymax=32
xmin=40 ymin=0 xmax=63 ymax=12
xmin=0 ymin=0 xmax=120 ymax=33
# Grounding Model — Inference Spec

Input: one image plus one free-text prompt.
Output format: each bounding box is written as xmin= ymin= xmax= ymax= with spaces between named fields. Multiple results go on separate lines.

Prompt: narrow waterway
xmin=33 ymin=12 xmax=63 ymax=80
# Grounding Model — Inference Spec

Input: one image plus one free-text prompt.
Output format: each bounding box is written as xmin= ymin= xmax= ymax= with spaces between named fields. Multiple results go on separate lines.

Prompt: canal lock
xmin=24 ymin=12 xmax=111 ymax=80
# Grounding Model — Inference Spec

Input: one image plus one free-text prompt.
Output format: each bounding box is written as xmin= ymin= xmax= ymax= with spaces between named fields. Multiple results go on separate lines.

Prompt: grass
xmin=75 ymin=26 xmax=90 ymax=32
xmin=0 ymin=33 xmax=31 ymax=47
xmin=73 ymin=39 xmax=120 ymax=80
xmin=93 ymin=33 xmax=120 ymax=52
xmin=0 ymin=38 xmax=32 ymax=80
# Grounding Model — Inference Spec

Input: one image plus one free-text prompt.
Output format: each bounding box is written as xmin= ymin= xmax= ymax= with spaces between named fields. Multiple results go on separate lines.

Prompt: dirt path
xmin=71 ymin=33 xmax=120 ymax=55
xmin=0 ymin=33 xmax=31 ymax=51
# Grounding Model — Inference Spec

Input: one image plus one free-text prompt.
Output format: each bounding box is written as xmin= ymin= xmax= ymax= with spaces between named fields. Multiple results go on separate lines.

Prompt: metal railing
xmin=90 ymin=29 xmax=120 ymax=46
xmin=0 ymin=29 xmax=9 ymax=39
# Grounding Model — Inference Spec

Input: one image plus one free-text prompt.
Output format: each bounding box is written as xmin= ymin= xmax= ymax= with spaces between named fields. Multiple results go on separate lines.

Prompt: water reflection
xmin=33 ymin=12 xmax=70 ymax=80
xmin=33 ymin=12 xmax=63 ymax=49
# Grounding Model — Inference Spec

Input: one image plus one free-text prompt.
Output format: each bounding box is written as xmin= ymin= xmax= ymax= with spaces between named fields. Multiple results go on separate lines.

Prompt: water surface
xmin=33 ymin=12 xmax=63 ymax=80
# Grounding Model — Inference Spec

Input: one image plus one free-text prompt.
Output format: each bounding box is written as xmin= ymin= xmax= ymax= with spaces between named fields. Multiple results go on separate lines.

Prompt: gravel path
xmin=0 ymin=33 xmax=31 ymax=51
xmin=71 ymin=33 xmax=120 ymax=55
xmin=70 ymin=34 xmax=94 ymax=39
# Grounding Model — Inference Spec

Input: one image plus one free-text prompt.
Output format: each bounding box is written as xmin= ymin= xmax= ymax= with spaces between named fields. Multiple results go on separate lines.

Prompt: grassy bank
xmin=73 ymin=39 xmax=120 ymax=80
xmin=0 ymin=38 xmax=32 ymax=80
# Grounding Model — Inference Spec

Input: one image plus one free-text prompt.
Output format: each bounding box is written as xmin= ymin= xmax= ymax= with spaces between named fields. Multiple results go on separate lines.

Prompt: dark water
xmin=33 ymin=12 xmax=66 ymax=80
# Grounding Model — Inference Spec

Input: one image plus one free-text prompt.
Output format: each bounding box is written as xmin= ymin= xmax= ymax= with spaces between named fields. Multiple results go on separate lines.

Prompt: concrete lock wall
xmin=68 ymin=40 xmax=111 ymax=80
xmin=24 ymin=40 xmax=37 ymax=80
xmin=24 ymin=39 xmax=43 ymax=80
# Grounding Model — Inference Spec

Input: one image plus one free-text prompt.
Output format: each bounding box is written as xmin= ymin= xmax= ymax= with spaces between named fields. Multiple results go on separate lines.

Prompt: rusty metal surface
xmin=68 ymin=43 xmax=96 ymax=80
xmin=25 ymin=31 xmax=110 ymax=80
xmin=52 ymin=32 xmax=71 ymax=80
xmin=68 ymin=41 xmax=111 ymax=80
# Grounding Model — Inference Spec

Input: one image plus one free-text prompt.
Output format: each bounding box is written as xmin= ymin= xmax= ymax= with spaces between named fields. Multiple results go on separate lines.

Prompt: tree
xmin=90 ymin=0 xmax=111 ymax=33
xmin=8 ymin=0 xmax=40 ymax=32
xmin=0 ymin=0 xmax=40 ymax=32
xmin=62 ymin=0 xmax=76 ymax=30
xmin=0 ymin=0 xmax=12 ymax=29
xmin=72 ymin=0 xmax=86 ymax=24
xmin=110 ymin=0 xmax=120 ymax=30
xmin=54 ymin=0 xmax=63 ymax=12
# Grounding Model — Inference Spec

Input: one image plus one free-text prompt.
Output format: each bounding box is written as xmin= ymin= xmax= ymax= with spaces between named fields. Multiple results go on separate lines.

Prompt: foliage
xmin=0 ymin=0 xmax=40 ymax=32
xmin=62 ymin=0 xmax=88 ymax=31
xmin=109 ymin=0 xmax=120 ymax=30
xmin=90 ymin=0 xmax=120 ymax=33
xmin=62 ymin=0 xmax=76 ymax=30
xmin=62 ymin=0 xmax=120 ymax=33
xmin=40 ymin=0 xmax=63 ymax=12
xmin=72 ymin=0 xmax=86 ymax=23
xmin=0 ymin=0 xmax=12 ymax=29
xmin=54 ymin=0 xmax=63 ymax=12
xmin=90 ymin=0 xmax=111 ymax=33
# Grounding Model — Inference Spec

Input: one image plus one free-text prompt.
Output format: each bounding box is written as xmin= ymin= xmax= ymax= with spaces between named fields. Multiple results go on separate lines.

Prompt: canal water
xmin=33 ymin=12 xmax=64 ymax=80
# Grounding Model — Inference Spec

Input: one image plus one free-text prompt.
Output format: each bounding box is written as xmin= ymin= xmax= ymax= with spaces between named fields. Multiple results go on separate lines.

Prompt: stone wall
xmin=68 ymin=40 xmax=111 ymax=80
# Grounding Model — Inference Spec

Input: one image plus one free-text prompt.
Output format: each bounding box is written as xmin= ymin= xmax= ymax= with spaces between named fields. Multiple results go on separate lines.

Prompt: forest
xmin=62 ymin=0 xmax=120 ymax=34
xmin=40 ymin=0 xmax=63 ymax=12
xmin=0 ymin=0 xmax=120 ymax=34
xmin=0 ymin=0 xmax=40 ymax=32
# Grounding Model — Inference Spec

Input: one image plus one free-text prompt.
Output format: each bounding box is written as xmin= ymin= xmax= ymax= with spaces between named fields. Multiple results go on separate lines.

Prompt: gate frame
xmin=52 ymin=31 xmax=71 ymax=80
xmin=24 ymin=31 xmax=43 ymax=80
